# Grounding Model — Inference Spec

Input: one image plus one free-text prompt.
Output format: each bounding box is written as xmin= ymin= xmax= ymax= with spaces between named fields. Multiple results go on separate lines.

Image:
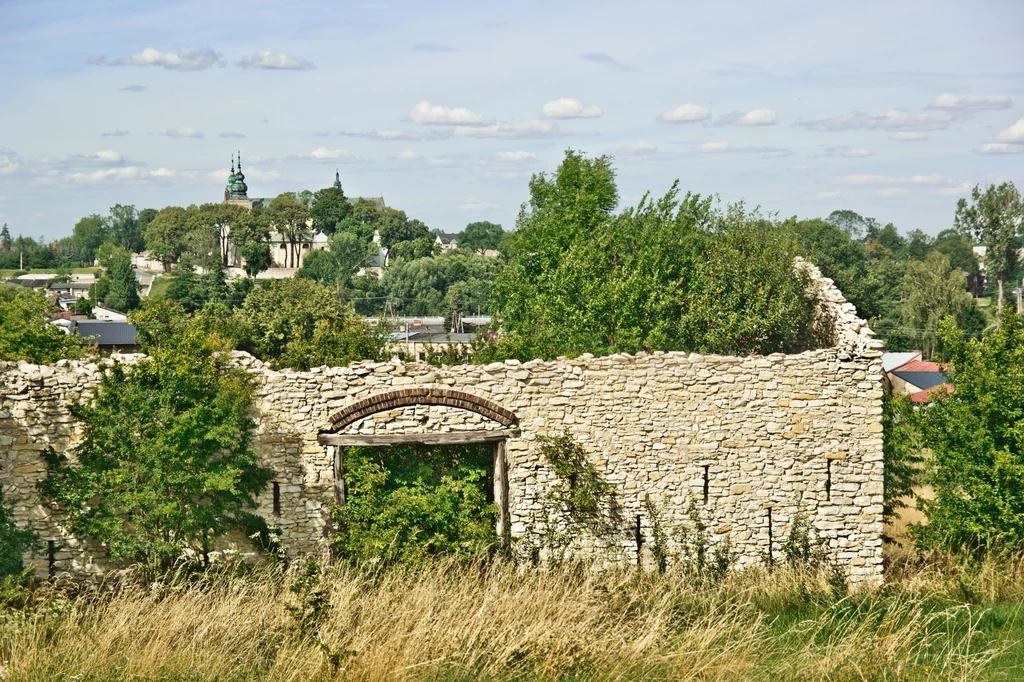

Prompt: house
xmin=5 ymin=276 xmax=53 ymax=291
xmin=883 ymin=351 xmax=952 ymax=404
xmin=433 ymin=233 xmax=459 ymax=252
xmin=47 ymin=281 xmax=92 ymax=300
xmin=50 ymin=319 xmax=138 ymax=353
xmin=93 ymin=305 xmax=128 ymax=322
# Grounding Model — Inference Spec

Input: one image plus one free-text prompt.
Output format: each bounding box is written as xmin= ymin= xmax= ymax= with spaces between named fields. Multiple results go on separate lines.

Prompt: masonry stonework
xmin=0 ymin=263 xmax=886 ymax=583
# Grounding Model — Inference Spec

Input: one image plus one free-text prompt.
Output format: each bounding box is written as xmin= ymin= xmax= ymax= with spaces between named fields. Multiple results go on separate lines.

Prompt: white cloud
xmin=459 ymin=201 xmax=498 ymax=211
xmin=426 ymin=157 xmax=456 ymax=167
xmin=396 ymin=150 xmax=421 ymax=160
xmin=292 ymin=147 xmax=360 ymax=162
xmin=55 ymin=150 xmax=127 ymax=167
xmin=696 ymin=141 xmax=791 ymax=157
xmin=840 ymin=173 xmax=950 ymax=186
xmin=495 ymin=151 xmax=537 ymax=162
xmin=796 ymin=109 xmax=952 ymax=132
xmin=818 ymin=190 xmax=840 ymax=198
xmin=100 ymin=47 xmax=225 ymax=71
xmin=343 ymin=129 xmax=451 ymax=141
xmin=938 ymin=182 xmax=974 ymax=195
xmin=453 ymin=120 xmax=559 ymax=139
xmin=218 ymin=131 xmax=246 ymax=138
xmin=891 ymin=132 xmax=928 ymax=141
xmin=657 ymin=104 xmax=711 ymax=123
xmin=541 ymin=98 xmax=603 ymax=119
xmin=405 ymin=101 xmax=495 ymax=126
xmin=618 ymin=141 xmax=657 ymax=156
xmin=819 ymin=146 xmax=875 ymax=158
xmin=238 ymin=51 xmax=315 ymax=70
xmin=994 ymin=117 xmax=1024 ymax=143
xmin=41 ymin=166 xmax=170 ymax=185
xmin=929 ymin=93 xmax=1011 ymax=112
xmin=163 ymin=126 xmax=204 ymax=139
xmin=877 ymin=188 xmax=910 ymax=198
xmin=734 ymin=108 xmax=778 ymax=126
xmin=869 ymin=109 xmax=952 ymax=131
xmin=979 ymin=142 xmax=1024 ymax=155
xmin=0 ymin=147 xmax=21 ymax=175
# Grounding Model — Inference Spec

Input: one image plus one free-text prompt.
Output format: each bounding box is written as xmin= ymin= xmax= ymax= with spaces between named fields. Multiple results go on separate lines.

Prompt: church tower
xmin=333 ymin=169 xmax=343 ymax=190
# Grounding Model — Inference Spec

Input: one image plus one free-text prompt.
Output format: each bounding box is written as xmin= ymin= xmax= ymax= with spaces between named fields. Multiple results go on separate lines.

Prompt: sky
xmin=1 ymin=0 xmax=1022 ymax=242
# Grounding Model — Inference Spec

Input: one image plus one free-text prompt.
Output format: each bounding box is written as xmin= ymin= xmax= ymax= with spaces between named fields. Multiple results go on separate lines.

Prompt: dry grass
xmin=1 ymin=557 xmax=1022 ymax=682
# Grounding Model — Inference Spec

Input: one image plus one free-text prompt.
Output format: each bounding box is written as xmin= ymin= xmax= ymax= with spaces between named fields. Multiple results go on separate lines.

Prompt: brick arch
xmin=326 ymin=387 xmax=518 ymax=432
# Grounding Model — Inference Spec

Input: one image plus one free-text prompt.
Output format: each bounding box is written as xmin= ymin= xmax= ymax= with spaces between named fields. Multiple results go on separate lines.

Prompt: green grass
xmin=1 ymin=267 xmax=101 ymax=279
xmin=146 ymin=276 xmax=172 ymax=298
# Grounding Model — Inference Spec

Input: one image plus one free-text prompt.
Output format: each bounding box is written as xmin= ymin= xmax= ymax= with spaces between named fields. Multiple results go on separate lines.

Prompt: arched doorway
xmin=317 ymin=387 xmax=519 ymax=538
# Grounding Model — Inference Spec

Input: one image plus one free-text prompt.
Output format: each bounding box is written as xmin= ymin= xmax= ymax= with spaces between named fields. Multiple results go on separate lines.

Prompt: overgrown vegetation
xmin=904 ymin=309 xmax=1024 ymax=555
xmin=36 ymin=307 xmax=272 ymax=578
xmin=0 ymin=288 xmax=87 ymax=363
xmin=332 ymin=442 xmax=498 ymax=567
xmin=0 ymin=557 xmax=1022 ymax=681
xmin=480 ymin=152 xmax=821 ymax=361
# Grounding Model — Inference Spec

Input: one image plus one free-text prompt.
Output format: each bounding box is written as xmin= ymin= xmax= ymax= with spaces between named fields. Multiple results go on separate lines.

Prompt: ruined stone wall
xmin=0 ymin=262 xmax=886 ymax=583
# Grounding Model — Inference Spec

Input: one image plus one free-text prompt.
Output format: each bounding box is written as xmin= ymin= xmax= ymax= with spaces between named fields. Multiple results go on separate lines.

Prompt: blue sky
xmin=1 ymin=0 xmax=1022 ymax=241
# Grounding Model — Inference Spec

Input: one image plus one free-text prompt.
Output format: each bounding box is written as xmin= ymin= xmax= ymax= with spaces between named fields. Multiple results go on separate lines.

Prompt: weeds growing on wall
xmin=539 ymin=431 xmax=613 ymax=521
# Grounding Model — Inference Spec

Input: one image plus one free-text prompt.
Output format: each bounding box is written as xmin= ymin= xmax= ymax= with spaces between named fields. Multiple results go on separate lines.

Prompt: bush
xmin=332 ymin=443 xmax=497 ymax=566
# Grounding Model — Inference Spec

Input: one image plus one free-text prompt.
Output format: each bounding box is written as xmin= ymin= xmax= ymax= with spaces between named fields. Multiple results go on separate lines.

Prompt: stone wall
xmin=0 ymin=262 xmax=886 ymax=583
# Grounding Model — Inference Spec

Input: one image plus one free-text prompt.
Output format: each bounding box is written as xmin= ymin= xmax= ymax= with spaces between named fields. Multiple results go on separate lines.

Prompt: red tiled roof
xmin=910 ymin=384 xmax=954 ymax=404
xmin=892 ymin=359 xmax=941 ymax=373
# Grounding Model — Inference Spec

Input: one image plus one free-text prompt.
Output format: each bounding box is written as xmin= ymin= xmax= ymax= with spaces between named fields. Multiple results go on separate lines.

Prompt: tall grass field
xmin=1 ymin=552 xmax=1022 ymax=681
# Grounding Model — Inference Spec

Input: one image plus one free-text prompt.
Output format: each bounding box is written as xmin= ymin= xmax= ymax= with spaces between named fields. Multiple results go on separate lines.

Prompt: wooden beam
xmin=318 ymin=429 xmax=520 ymax=447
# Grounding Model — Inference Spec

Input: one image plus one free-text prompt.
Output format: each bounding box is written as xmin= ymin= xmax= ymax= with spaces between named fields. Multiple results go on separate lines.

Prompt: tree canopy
xmin=38 ymin=304 xmax=272 ymax=575
xmin=909 ymin=310 xmax=1024 ymax=554
xmin=483 ymin=150 xmax=820 ymax=361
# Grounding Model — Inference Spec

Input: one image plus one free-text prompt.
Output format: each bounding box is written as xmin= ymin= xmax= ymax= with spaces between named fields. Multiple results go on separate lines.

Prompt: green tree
xmin=459 ymin=221 xmax=505 ymax=253
xmin=912 ymin=310 xmax=1024 ymax=554
xmin=900 ymin=251 xmax=973 ymax=358
xmin=935 ymin=229 xmax=982 ymax=296
xmin=136 ymin=207 xmax=158 ymax=235
xmin=0 ymin=223 xmax=10 ymax=251
xmin=295 ymin=249 xmax=340 ymax=287
xmin=239 ymin=278 xmax=385 ymax=369
xmin=263 ymin=195 xmax=311 ymax=268
xmin=488 ymin=150 xmax=817 ymax=361
xmin=190 ymin=203 xmax=250 ymax=267
xmin=955 ymin=182 xmax=1024 ymax=311
xmin=103 ymin=252 xmax=140 ymax=312
xmin=165 ymin=260 xmax=208 ymax=313
xmin=378 ymin=209 xmax=429 ymax=250
xmin=0 ymin=288 xmax=86 ymax=362
xmin=144 ymin=206 xmax=190 ymax=271
xmin=310 ymin=186 xmax=353 ymax=236
xmin=240 ymin=242 xmax=272 ymax=278
xmin=108 ymin=204 xmax=142 ymax=253
xmin=38 ymin=305 xmax=272 ymax=575
xmin=71 ymin=214 xmax=109 ymax=263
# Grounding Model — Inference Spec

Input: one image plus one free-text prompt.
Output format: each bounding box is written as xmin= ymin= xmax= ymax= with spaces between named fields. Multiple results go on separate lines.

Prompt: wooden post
xmin=494 ymin=440 xmax=509 ymax=538
xmin=331 ymin=445 xmax=345 ymax=506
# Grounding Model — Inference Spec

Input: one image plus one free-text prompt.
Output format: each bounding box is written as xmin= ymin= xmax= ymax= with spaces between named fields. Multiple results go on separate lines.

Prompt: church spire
xmin=333 ymin=169 xmax=342 ymax=190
